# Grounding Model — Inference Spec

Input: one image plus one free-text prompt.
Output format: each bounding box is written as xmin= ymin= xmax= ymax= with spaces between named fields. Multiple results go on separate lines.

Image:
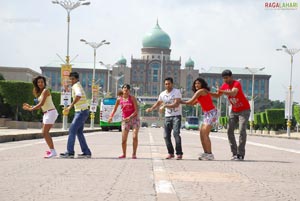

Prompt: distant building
xmin=40 ymin=21 xmax=271 ymax=101
xmin=200 ymin=67 xmax=271 ymax=99
xmin=0 ymin=66 xmax=41 ymax=82
xmin=40 ymin=62 xmax=109 ymax=98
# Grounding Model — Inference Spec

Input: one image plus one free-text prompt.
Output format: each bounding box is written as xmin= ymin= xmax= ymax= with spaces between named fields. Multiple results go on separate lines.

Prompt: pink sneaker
xmin=118 ymin=155 xmax=126 ymax=159
xmin=44 ymin=151 xmax=57 ymax=159
xmin=132 ymin=155 xmax=137 ymax=159
xmin=165 ymin=154 xmax=175 ymax=159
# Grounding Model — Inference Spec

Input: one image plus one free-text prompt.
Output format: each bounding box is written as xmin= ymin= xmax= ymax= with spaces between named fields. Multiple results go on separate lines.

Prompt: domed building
xmin=180 ymin=57 xmax=199 ymax=98
xmin=130 ymin=20 xmax=182 ymax=96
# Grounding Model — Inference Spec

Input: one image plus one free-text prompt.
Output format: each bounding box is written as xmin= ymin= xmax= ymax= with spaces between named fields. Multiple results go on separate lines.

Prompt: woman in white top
xmin=23 ymin=76 xmax=58 ymax=158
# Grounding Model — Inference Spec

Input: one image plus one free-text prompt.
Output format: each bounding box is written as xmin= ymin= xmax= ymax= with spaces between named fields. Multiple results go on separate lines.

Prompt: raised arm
xmin=181 ymin=89 xmax=207 ymax=105
xmin=145 ymin=100 xmax=163 ymax=113
xmin=219 ymin=88 xmax=238 ymax=97
xmin=108 ymin=98 xmax=120 ymax=122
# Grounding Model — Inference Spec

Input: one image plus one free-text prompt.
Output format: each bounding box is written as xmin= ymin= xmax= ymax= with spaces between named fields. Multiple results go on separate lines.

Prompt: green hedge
xmin=219 ymin=116 xmax=228 ymax=127
xmin=0 ymin=80 xmax=35 ymax=120
xmin=0 ymin=81 xmax=100 ymax=124
xmin=294 ymin=105 xmax=300 ymax=125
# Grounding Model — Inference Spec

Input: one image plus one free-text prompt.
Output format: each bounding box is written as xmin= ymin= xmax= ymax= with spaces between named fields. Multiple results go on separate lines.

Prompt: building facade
xmin=131 ymin=21 xmax=181 ymax=96
xmin=200 ymin=67 xmax=271 ymax=99
xmin=40 ymin=21 xmax=271 ymax=101
xmin=0 ymin=66 xmax=41 ymax=82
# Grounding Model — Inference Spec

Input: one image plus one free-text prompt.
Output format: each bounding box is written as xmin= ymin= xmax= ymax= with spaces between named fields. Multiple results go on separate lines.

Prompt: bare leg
xmin=132 ymin=128 xmax=139 ymax=156
xmin=121 ymin=129 xmax=129 ymax=156
xmin=42 ymin=124 xmax=54 ymax=149
xmin=200 ymin=124 xmax=213 ymax=153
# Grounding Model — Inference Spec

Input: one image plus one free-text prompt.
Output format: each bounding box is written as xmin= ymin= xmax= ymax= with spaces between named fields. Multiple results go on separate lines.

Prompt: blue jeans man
xmin=61 ymin=109 xmax=92 ymax=158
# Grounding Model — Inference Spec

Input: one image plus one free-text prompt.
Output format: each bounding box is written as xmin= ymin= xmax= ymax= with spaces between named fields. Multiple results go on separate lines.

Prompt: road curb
xmin=0 ymin=128 xmax=102 ymax=143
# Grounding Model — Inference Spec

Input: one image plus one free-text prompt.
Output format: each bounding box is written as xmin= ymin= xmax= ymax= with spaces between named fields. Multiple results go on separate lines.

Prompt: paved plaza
xmin=0 ymin=128 xmax=300 ymax=201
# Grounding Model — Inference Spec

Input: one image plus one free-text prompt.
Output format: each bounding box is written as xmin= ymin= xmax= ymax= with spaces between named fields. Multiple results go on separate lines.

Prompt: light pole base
xmin=62 ymin=115 xmax=68 ymax=130
xmin=90 ymin=112 xmax=95 ymax=129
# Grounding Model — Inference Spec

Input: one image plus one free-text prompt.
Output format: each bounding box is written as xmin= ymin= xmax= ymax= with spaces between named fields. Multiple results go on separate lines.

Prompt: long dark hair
xmin=192 ymin=77 xmax=210 ymax=93
xmin=32 ymin=76 xmax=47 ymax=97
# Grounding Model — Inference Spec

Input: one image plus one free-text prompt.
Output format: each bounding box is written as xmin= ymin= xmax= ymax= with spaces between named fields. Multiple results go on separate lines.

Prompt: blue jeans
xmin=164 ymin=115 xmax=183 ymax=155
xmin=67 ymin=109 xmax=91 ymax=155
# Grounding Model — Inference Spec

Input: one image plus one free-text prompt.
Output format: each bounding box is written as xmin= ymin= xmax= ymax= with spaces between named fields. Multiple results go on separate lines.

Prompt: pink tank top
xmin=119 ymin=95 xmax=135 ymax=118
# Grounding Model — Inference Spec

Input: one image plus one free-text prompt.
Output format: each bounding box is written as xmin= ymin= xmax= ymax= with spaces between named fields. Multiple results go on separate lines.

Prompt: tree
xmin=294 ymin=104 xmax=300 ymax=125
xmin=0 ymin=73 xmax=4 ymax=80
xmin=0 ymin=81 xmax=34 ymax=120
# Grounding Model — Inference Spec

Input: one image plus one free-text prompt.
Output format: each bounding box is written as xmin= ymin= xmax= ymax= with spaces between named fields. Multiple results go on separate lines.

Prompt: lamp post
xmin=245 ymin=67 xmax=265 ymax=134
xmin=112 ymin=75 xmax=124 ymax=97
xmin=52 ymin=0 xmax=90 ymax=130
xmin=80 ymin=39 xmax=110 ymax=129
xmin=133 ymin=86 xmax=140 ymax=97
xmin=160 ymin=51 xmax=163 ymax=92
xmin=277 ymin=45 xmax=300 ymax=137
xmin=99 ymin=61 xmax=118 ymax=96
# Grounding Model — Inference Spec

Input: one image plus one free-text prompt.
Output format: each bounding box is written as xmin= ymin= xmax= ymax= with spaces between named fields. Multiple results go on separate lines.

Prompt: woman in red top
xmin=108 ymin=84 xmax=140 ymax=159
xmin=181 ymin=78 xmax=217 ymax=160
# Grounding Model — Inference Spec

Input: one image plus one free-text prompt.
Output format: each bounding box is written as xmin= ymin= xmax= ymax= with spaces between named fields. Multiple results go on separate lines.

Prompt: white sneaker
xmin=198 ymin=153 xmax=208 ymax=160
xmin=231 ymin=155 xmax=238 ymax=160
xmin=44 ymin=150 xmax=57 ymax=159
xmin=199 ymin=153 xmax=214 ymax=160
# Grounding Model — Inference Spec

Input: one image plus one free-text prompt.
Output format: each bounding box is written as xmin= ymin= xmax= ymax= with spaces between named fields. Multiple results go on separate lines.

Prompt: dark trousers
xmin=164 ymin=115 xmax=183 ymax=155
xmin=227 ymin=110 xmax=250 ymax=157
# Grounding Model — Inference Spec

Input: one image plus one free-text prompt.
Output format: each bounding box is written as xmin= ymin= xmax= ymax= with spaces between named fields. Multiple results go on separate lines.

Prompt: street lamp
xmin=99 ymin=61 xmax=118 ymax=96
xmin=245 ymin=67 xmax=265 ymax=134
xmin=112 ymin=75 xmax=124 ymax=97
xmin=52 ymin=0 xmax=90 ymax=64
xmin=277 ymin=45 xmax=300 ymax=137
xmin=133 ymin=86 xmax=140 ymax=97
xmin=52 ymin=0 xmax=90 ymax=130
xmin=80 ymin=39 xmax=110 ymax=129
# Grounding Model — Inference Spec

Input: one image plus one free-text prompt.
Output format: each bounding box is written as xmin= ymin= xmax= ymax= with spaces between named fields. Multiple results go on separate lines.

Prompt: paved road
xmin=0 ymin=128 xmax=299 ymax=201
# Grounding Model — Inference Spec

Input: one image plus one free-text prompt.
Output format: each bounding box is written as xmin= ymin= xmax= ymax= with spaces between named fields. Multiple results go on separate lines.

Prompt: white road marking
xmin=187 ymin=132 xmax=300 ymax=154
xmin=149 ymin=132 xmax=176 ymax=195
xmin=0 ymin=133 xmax=98 ymax=152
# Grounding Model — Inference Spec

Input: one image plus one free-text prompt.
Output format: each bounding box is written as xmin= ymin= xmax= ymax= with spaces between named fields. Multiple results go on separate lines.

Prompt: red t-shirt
xmin=197 ymin=93 xmax=215 ymax=112
xmin=220 ymin=80 xmax=250 ymax=112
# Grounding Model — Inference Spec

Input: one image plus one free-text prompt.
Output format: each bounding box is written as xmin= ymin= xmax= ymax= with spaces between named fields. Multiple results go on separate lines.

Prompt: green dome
xmin=117 ymin=55 xmax=127 ymax=65
xmin=185 ymin=57 xmax=194 ymax=67
xmin=142 ymin=21 xmax=171 ymax=49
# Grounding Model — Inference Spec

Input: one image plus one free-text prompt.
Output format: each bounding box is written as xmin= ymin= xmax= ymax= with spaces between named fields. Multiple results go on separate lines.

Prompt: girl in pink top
xmin=181 ymin=78 xmax=217 ymax=160
xmin=108 ymin=84 xmax=140 ymax=159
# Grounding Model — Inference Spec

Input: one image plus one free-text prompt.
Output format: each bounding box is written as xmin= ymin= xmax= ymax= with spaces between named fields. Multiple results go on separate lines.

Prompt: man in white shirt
xmin=146 ymin=77 xmax=183 ymax=160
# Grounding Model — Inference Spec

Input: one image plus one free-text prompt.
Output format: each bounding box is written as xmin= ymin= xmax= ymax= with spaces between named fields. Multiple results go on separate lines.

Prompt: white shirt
xmin=158 ymin=88 xmax=182 ymax=117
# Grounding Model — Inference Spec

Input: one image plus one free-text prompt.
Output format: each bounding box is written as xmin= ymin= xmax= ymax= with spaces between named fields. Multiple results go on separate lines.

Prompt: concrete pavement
xmin=0 ymin=127 xmax=300 ymax=201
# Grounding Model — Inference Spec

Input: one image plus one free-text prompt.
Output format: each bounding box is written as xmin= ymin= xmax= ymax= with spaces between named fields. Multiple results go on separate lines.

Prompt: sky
xmin=0 ymin=0 xmax=299 ymax=101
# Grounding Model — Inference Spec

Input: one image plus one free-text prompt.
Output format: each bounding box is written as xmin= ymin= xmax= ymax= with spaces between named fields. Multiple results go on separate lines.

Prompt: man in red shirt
xmin=211 ymin=70 xmax=250 ymax=160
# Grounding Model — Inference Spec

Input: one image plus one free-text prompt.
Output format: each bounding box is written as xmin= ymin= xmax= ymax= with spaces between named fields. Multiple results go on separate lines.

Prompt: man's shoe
xmin=77 ymin=153 xmax=92 ymax=159
xmin=60 ymin=152 xmax=74 ymax=158
xmin=176 ymin=155 xmax=183 ymax=160
xmin=231 ymin=155 xmax=238 ymax=160
xmin=165 ymin=154 xmax=175 ymax=159
xmin=237 ymin=155 xmax=244 ymax=161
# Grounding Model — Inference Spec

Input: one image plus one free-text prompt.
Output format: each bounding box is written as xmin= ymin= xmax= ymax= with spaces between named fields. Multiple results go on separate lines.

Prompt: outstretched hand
xmin=22 ymin=103 xmax=31 ymax=111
